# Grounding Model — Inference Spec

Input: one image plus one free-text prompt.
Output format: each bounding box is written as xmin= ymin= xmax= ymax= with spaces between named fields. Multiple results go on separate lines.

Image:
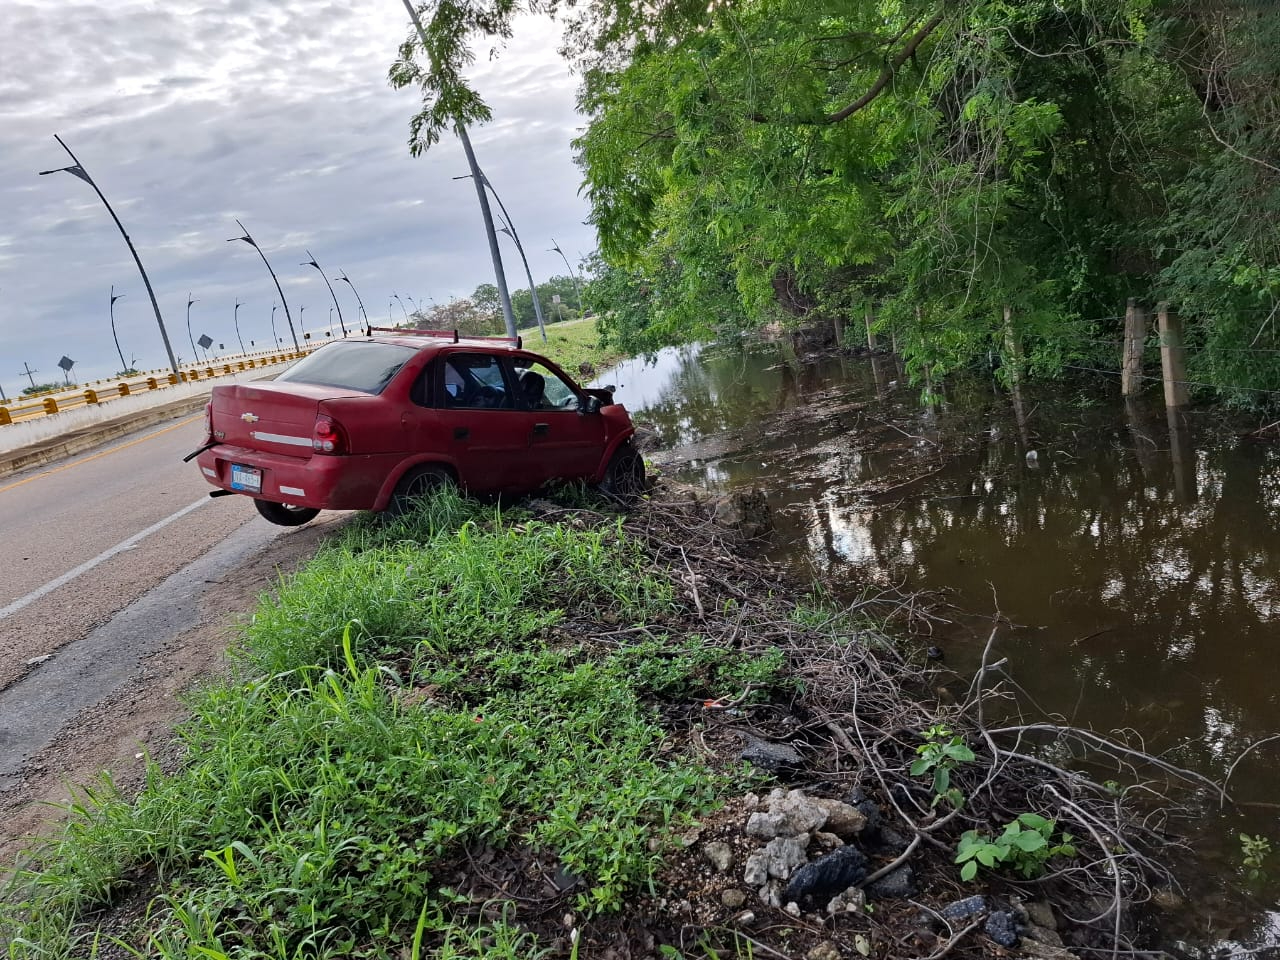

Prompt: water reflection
xmin=615 ymin=341 xmax=1280 ymax=948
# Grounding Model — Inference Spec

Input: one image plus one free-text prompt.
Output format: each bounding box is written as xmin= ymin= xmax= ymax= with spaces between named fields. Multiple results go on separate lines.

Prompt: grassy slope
xmin=522 ymin=318 xmax=628 ymax=379
xmin=1 ymin=496 xmax=785 ymax=958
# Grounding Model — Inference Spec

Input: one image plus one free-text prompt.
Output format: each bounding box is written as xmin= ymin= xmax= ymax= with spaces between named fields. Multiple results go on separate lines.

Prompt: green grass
xmin=2 ymin=493 xmax=784 ymax=959
xmin=525 ymin=318 xmax=628 ymax=379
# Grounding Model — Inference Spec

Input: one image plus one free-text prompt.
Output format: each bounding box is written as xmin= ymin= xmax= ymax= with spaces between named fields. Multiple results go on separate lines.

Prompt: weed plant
xmin=2 ymin=491 xmax=782 ymax=959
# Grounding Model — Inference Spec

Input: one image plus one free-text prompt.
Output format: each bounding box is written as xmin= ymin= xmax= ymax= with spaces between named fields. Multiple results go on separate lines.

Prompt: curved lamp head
xmin=228 ymin=219 xmax=257 ymax=247
xmin=39 ymin=164 xmax=92 ymax=185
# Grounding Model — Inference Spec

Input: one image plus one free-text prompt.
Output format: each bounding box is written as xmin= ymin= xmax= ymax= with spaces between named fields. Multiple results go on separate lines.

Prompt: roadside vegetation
xmin=2 ymin=481 xmax=1207 ymax=958
xmin=0 ymin=494 xmax=780 ymax=958
xmin=391 ymin=2 xmax=1280 ymax=406
xmin=521 ymin=317 xmax=628 ymax=379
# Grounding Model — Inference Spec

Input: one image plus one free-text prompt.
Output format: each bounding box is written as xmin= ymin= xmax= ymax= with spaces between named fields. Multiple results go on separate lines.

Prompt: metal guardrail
xmin=0 ymin=348 xmax=313 ymax=427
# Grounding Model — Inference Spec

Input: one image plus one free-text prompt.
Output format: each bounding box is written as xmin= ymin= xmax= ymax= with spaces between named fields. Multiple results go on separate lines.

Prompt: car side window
xmin=439 ymin=353 xmax=512 ymax=410
xmin=511 ymin=360 xmax=581 ymax=411
xmin=410 ymin=360 xmax=433 ymax=407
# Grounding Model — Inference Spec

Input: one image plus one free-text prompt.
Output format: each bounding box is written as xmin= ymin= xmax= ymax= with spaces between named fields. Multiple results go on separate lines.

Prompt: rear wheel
xmin=254 ymin=499 xmax=320 ymax=527
xmin=599 ymin=443 xmax=646 ymax=503
xmin=387 ymin=464 xmax=456 ymax=517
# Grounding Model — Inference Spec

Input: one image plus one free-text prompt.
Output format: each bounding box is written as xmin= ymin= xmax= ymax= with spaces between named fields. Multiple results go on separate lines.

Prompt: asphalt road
xmin=0 ymin=412 xmax=345 ymax=822
xmin=0 ymin=415 xmax=248 ymax=684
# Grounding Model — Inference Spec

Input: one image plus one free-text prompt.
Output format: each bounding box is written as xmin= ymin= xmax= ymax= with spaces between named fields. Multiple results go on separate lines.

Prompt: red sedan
xmin=191 ymin=329 xmax=643 ymax=525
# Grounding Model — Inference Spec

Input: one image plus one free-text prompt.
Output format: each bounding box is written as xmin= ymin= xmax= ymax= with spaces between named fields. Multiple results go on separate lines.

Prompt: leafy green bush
xmin=955 ymin=813 xmax=1076 ymax=882
xmin=910 ymin=725 xmax=974 ymax=809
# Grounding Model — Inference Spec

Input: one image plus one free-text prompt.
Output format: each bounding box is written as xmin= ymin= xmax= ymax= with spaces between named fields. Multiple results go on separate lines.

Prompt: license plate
xmin=230 ymin=464 xmax=262 ymax=493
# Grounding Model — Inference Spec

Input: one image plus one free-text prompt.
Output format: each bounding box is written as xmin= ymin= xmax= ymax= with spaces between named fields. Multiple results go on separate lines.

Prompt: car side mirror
xmin=581 ymin=396 xmax=602 ymax=415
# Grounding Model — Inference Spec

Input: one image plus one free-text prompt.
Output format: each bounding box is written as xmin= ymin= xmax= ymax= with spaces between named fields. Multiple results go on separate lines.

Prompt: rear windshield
xmin=275 ymin=341 xmax=417 ymax=394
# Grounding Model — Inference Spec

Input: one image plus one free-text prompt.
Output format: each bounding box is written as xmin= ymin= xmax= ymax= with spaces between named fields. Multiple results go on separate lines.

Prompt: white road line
xmin=0 ymin=496 xmax=211 ymax=622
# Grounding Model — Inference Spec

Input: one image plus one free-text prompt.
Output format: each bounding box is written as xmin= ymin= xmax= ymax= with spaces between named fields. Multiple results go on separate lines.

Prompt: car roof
xmin=361 ymin=327 xmax=528 ymax=354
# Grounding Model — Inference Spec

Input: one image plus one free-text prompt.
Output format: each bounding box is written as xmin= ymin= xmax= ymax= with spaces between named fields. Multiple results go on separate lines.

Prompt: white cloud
xmin=0 ymin=1 xmax=595 ymax=390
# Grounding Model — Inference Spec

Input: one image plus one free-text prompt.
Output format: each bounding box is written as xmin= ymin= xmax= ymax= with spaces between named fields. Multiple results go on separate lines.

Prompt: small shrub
xmin=955 ymin=813 xmax=1076 ymax=881
xmin=910 ymin=725 xmax=973 ymax=808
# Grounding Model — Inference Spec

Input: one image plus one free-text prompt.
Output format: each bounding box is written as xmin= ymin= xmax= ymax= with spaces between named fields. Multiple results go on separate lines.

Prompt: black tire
xmin=254 ymin=499 xmax=320 ymax=527
xmin=599 ymin=442 xmax=646 ymax=503
xmin=387 ymin=464 xmax=456 ymax=517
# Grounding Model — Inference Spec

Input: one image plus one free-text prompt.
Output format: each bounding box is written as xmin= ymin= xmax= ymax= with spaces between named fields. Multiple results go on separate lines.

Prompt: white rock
xmin=742 ymin=852 xmax=768 ymax=886
xmin=762 ymin=834 xmax=810 ymax=880
xmin=702 ymin=841 xmax=734 ymax=873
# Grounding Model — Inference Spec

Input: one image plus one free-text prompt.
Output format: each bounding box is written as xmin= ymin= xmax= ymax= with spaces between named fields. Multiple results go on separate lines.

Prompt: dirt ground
xmin=0 ymin=516 xmax=345 ymax=871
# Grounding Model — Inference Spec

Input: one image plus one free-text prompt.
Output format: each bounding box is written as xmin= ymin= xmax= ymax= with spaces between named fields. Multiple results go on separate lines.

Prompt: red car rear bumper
xmin=196 ymin=444 xmax=388 ymax=511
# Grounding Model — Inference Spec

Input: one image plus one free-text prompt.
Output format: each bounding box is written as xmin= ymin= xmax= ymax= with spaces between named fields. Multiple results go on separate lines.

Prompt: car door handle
xmin=453 ymin=426 xmax=470 ymax=440
xmin=532 ymin=423 xmax=549 ymax=436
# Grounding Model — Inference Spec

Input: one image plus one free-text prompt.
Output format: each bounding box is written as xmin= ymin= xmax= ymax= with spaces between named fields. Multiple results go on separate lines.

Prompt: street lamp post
xmin=39 ymin=135 xmax=179 ymax=374
xmin=335 ymin=272 xmax=370 ymax=334
xmin=233 ymin=299 xmax=245 ymax=354
xmin=399 ymin=0 xmax=516 ymax=340
xmin=550 ymin=238 xmax=583 ymax=311
xmin=478 ymin=174 xmax=547 ymax=341
xmin=186 ymin=294 xmax=199 ymax=363
xmin=109 ymin=286 xmax=128 ymax=372
xmin=303 ymin=250 xmax=347 ymax=336
xmin=393 ymin=293 xmax=410 ymax=322
xmin=299 ymin=305 xmax=307 ymax=339
xmin=270 ymin=303 xmax=279 ymax=348
xmin=497 ymin=224 xmax=547 ymax=342
xmin=228 ymin=219 xmax=299 ymax=351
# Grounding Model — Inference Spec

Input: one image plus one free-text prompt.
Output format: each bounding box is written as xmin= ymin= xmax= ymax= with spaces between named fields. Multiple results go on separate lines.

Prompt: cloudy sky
xmin=0 ymin=1 xmax=595 ymax=397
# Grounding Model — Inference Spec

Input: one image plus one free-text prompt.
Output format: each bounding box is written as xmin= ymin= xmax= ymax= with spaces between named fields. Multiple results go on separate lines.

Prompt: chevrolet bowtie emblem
xmin=240 ymin=412 xmax=260 ymax=423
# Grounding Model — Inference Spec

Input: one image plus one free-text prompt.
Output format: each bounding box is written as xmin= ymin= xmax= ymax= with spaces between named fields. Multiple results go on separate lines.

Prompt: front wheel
xmin=599 ymin=443 xmax=646 ymax=503
xmin=387 ymin=464 xmax=456 ymax=517
xmin=254 ymin=499 xmax=320 ymax=527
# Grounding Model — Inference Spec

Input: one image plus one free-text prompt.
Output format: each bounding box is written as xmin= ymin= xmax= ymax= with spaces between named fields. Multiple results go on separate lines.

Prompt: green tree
xmin=392 ymin=1 xmax=1280 ymax=402
xmin=416 ymin=297 xmax=503 ymax=336
xmin=471 ymin=282 xmax=501 ymax=319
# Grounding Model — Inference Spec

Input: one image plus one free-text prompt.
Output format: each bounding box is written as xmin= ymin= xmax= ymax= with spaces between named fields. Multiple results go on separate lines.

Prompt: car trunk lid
xmin=210 ymin=382 xmax=361 ymax=458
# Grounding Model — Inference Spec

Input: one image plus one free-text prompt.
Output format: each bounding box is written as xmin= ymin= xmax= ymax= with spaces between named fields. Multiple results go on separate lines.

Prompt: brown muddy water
xmin=604 ymin=341 xmax=1280 ymax=956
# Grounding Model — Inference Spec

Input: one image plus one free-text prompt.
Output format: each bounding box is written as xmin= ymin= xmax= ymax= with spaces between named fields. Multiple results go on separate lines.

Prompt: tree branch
xmin=823 ymin=9 xmax=948 ymax=124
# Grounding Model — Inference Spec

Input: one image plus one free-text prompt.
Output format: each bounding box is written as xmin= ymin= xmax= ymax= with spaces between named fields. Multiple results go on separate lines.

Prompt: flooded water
xmin=604 ymin=341 xmax=1280 ymax=953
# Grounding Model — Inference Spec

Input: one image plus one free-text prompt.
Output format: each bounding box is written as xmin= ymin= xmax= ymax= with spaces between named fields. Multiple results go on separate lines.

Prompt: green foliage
xmin=470 ymin=276 xmax=585 ymax=333
xmin=0 ymin=492 xmax=750 ymax=956
xmin=389 ymin=0 xmax=1280 ymax=405
xmin=414 ymin=296 xmax=503 ymax=336
xmin=1241 ymin=833 xmax=1272 ymax=883
xmin=909 ymin=725 xmax=974 ymax=809
xmin=20 ymin=382 xmax=63 ymax=397
xmin=955 ymin=813 xmax=1077 ymax=882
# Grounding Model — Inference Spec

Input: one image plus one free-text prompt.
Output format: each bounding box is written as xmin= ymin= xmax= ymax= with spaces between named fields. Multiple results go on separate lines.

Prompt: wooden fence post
xmin=1002 ymin=305 xmax=1034 ymax=448
xmin=864 ymin=304 xmax=877 ymax=351
xmin=1001 ymin=305 xmax=1025 ymax=386
xmin=1121 ymin=298 xmax=1147 ymax=397
xmin=1157 ymin=302 xmax=1189 ymax=408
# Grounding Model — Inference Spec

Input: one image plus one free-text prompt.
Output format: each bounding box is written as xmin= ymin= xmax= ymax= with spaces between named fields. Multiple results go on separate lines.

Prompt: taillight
xmin=312 ymin=415 xmax=346 ymax=454
xmin=202 ymin=402 xmax=213 ymax=443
